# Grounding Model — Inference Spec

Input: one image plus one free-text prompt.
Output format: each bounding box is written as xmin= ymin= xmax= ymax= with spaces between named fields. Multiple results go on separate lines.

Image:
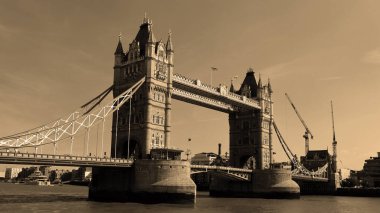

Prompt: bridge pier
xmin=209 ymin=169 xmax=300 ymax=199
xmin=89 ymin=159 xmax=196 ymax=203
xmin=294 ymin=172 xmax=340 ymax=195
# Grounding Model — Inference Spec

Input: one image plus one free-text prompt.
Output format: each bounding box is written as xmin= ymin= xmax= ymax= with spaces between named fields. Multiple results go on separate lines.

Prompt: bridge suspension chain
xmin=272 ymin=121 xmax=328 ymax=177
xmin=0 ymin=77 xmax=145 ymax=150
xmin=0 ymin=85 xmax=113 ymax=141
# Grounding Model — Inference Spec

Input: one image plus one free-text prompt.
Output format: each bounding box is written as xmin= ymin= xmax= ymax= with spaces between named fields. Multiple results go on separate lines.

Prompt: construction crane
xmin=285 ymin=93 xmax=314 ymax=155
xmin=331 ymin=100 xmax=338 ymax=173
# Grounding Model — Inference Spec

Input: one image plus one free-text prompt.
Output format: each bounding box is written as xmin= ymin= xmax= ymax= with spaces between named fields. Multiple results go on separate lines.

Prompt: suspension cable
xmin=114 ymin=99 xmax=120 ymax=159
xmin=0 ymin=77 xmax=145 ymax=150
xmin=127 ymin=97 xmax=132 ymax=159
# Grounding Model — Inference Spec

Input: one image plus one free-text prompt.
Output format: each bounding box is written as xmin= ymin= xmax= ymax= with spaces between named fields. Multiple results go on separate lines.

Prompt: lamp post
xmin=210 ymin=67 xmax=218 ymax=87
xmin=186 ymin=138 xmax=191 ymax=160
xmin=186 ymin=149 xmax=191 ymax=161
xmin=231 ymin=75 xmax=238 ymax=92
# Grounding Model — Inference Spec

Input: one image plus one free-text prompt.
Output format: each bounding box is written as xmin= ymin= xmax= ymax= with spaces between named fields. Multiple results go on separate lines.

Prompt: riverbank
xmin=336 ymin=187 xmax=380 ymax=197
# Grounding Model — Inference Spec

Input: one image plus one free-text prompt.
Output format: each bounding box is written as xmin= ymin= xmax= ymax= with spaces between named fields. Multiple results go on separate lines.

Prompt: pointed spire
xmin=148 ymin=27 xmax=156 ymax=43
xmin=142 ymin=12 xmax=153 ymax=25
xmin=143 ymin=12 xmax=148 ymax=24
xmin=166 ymin=30 xmax=173 ymax=52
xmin=230 ymin=80 xmax=235 ymax=93
xmin=258 ymin=73 xmax=262 ymax=88
xmin=331 ymin=100 xmax=337 ymax=143
xmin=114 ymin=33 xmax=124 ymax=55
xmin=268 ymin=78 xmax=273 ymax=93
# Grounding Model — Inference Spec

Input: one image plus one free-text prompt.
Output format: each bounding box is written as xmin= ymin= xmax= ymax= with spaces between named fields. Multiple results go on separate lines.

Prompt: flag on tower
xmin=211 ymin=67 xmax=218 ymax=71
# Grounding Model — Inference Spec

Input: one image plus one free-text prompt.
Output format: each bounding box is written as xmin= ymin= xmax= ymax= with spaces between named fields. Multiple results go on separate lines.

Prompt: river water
xmin=0 ymin=182 xmax=379 ymax=213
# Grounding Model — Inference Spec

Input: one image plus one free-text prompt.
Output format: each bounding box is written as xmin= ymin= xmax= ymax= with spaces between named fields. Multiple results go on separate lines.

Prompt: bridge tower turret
xmin=256 ymin=75 xmax=273 ymax=169
xmin=229 ymin=68 xmax=272 ymax=170
xmin=113 ymin=37 xmax=125 ymax=88
xmin=111 ymin=16 xmax=174 ymax=159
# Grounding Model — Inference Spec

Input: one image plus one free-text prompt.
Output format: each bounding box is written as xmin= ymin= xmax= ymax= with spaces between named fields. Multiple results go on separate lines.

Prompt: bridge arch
xmin=119 ymin=136 xmax=142 ymax=159
xmin=240 ymin=155 xmax=256 ymax=169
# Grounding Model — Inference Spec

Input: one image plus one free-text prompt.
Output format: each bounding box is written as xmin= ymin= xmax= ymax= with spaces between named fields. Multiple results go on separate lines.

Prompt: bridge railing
xmin=172 ymin=88 xmax=234 ymax=111
xmin=173 ymin=73 xmax=260 ymax=109
xmin=190 ymin=164 xmax=253 ymax=173
xmin=0 ymin=152 xmax=133 ymax=164
xmin=173 ymin=74 xmax=219 ymax=94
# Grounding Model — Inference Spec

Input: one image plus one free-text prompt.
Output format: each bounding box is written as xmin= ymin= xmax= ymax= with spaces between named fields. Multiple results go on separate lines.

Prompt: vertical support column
xmin=101 ymin=117 xmax=105 ymax=158
xmin=70 ymin=136 xmax=74 ymax=156
xmin=268 ymin=90 xmax=273 ymax=168
xmin=164 ymin=66 xmax=173 ymax=148
xmin=144 ymin=82 xmax=153 ymax=157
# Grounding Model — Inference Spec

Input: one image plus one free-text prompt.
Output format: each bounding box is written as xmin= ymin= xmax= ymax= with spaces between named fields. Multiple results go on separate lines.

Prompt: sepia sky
xmin=1 ymin=0 xmax=380 ymax=171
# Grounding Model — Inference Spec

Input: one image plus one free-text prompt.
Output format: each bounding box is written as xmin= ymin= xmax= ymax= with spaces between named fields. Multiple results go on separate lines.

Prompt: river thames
xmin=0 ymin=182 xmax=379 ymax=213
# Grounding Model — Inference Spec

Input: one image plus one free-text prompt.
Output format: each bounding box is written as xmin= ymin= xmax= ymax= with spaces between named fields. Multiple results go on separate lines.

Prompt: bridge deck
xmin=292 ymin=174 xmax=329 ymax=182
xmin=172 ymin=74 xmax=260 ymax=112
xmin=0 ymin=152 xmax=330 ymax=182
xmin=190 ymin=164 xmax=252 ymax=173
xmin=0 ymin=152 xmax=133 ymax=167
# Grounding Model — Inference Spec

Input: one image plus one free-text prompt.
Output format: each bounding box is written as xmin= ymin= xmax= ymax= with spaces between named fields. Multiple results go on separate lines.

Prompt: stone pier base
xmin=210 ymin=169 xmax=300 ymax=199
xmin=295 ymin=172 xmax=340 ymax=195
xmin=89 ymin=167 xmax=133 ymax=202
xmin=89 ymin=160 xmax=196 ymax=203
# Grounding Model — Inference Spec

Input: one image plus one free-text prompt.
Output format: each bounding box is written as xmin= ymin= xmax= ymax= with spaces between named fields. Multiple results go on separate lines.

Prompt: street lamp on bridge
xmin=186 ymin=149 xmax=191 ymax=161
xmin=210 ymin=67 xmax=218 ymax=87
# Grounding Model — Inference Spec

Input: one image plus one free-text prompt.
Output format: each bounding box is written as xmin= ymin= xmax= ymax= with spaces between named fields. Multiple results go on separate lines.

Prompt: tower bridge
xmin=0 ymin=16 xmax=340 ymax=203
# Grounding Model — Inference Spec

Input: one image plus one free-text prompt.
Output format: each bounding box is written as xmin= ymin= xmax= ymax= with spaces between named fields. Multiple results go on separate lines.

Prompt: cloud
xmin=0 ymin=23 xmax=12 ymax=32
xmin=260 ymin=59 xmax=300 ymax=78
xmin=0 ymin=23 xmax=15 ymax=38
xmin=362 ymin=49 xmax=380 ymax=64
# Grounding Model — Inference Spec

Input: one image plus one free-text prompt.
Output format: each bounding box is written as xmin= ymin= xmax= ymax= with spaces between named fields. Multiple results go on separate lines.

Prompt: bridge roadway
xmin=0 ymin=152 xmax=133 ymax=167
xmin=0 ymin=152 xmax=252 ymax=172
xmin=292 ymin=174 xmax=329 ymax=182
xmin=172 ymin=74 xmax=261 ymax=112
xmin=0 ymin=152 xmax=328 ymax=182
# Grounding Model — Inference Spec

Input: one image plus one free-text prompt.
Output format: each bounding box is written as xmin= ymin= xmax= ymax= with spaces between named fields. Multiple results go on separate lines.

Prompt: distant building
xmin=50 ymin=169 xmax=65 ymax=183
xmin=5 ymin=168 xmax=22 ymax=180
xmin=300 ymin=150 xmax=331 ymax=172
xmin=297 ymin=149 xmax=341 ymax=191
xmin=362 ymin=152 xmax=380 ymax=187
xmin=340 ymin=168 xmax=351 ymax=180
xmin=191 ymin=152 xmax=218 ymax=165
xmin=272 ymin=162 xmax=292 ymax=170
xmin=17 ymin=167 xmax=38 ymax=180
xmin=71 ymin=167 xmax=92 ymax=181
xmin=39 ymin=166 xmax=51 ymax=176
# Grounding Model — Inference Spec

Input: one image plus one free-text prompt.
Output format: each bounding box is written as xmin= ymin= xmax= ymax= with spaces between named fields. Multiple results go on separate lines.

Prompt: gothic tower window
xmin=155 ymin=135 xmax=160 ymax=147
xmin=243 ymin=121 xmax=249 ymax=130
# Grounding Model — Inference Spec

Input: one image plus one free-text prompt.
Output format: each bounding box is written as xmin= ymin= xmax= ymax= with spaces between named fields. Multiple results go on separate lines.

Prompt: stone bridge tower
xmin=111 ymin=17 xmax=174 ymax=159
xmin=229 ymin=69 xmax=273 ymax=170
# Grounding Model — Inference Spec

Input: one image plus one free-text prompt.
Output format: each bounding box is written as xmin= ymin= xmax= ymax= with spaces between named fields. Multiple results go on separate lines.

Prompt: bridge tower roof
xmin=114 ymin=37 xmax=124 ymax=55
xmin=166 ymin=30 xmax=173 ymax=51
xmin=239 ymin=68 xmax=258 ymax=97
xmin=134 ymin=15 xmax=155 ymax=56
